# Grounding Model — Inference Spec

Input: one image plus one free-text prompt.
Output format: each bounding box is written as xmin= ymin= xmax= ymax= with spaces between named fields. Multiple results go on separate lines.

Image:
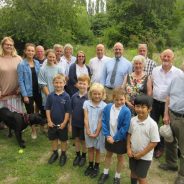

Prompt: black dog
xmin=0 ymin=107 xmax=46 ymax=148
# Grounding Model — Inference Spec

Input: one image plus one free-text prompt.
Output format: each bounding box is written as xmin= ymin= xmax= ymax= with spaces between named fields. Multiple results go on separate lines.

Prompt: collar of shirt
xmin=135 ymin=115 xmax=150 ymax=125
xmin=54 ymin=91 xmax=65 ymax=96
xmin=112 ymin=104 xmax=123 ymax=111
xmin=76 ymin=91 xmax=88 ymax=98
xmin=160 ymin=65 xmax=174 ymax=73
xmin=89 ymin=100 xmax=102 ymax=108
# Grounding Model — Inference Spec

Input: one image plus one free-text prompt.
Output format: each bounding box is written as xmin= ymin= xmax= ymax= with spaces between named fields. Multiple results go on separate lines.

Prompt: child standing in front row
xmin=98 ymin=87 xmax=131 ymax=184
xmin=45 ymin=74 xmax=70 ymax=167
xmin=127 ymin=95 xmax=160 ymax=184
xmin=83 ymin=83 xmax=106 ymax=178
xmin=70 ymin=75 xmax=90 ymax=167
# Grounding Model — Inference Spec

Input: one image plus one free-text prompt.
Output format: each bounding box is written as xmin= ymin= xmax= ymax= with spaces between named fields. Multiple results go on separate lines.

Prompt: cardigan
xmin=102 ymin=103 xmax=131 ymax=141
xmin=67 ymin=63 xmax=91 ymax=96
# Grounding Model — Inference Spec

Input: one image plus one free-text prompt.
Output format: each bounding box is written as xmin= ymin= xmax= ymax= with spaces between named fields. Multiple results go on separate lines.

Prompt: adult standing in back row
xmin=101 ymin=42 xmax=132 ymax=103
xmin=89 ymin=44 xmax=111 ymax=84
xmin=147 ymin=49 xmax=182 ymax=158
xmin=138 ymin=44 xmax=157 ymax=76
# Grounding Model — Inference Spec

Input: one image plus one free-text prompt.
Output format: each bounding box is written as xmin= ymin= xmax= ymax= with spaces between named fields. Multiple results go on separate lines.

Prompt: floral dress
xmin=125 ymin=73 xmax=148 ymax=105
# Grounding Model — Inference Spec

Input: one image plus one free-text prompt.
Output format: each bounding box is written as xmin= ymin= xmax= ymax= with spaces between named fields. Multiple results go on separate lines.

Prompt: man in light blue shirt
xmin=101 ymin=42 xmax=132 ymax=102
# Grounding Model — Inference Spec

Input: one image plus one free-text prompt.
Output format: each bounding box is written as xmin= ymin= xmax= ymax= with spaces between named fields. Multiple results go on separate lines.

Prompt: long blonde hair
xmin=0 ymin=36 xmax=18 ymax=57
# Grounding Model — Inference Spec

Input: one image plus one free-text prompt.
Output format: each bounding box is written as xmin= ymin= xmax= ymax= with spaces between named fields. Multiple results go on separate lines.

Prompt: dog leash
xmin=3 ymin=103 xmax=30 ymax=125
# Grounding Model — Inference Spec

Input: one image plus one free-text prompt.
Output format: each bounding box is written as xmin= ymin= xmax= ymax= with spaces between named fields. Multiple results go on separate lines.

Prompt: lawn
xmin=0 ymin=46 xmax=182 ymax=184
xmin=0 ymin=126 xmax=176 ymax=184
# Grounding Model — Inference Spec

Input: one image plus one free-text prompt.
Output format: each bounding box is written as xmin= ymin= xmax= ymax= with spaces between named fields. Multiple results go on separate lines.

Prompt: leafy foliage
xmin=104 ymin=0 xmax=177 ymax=50
xmin=0 ymin=0 xmax=94 ymax=50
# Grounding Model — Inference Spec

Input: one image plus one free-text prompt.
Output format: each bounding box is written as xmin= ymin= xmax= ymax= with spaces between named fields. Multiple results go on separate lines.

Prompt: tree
xmin=104 ymin=0 xmax=177 ymax=49
xmin=0 ymin=0 xmax=94 ymax=50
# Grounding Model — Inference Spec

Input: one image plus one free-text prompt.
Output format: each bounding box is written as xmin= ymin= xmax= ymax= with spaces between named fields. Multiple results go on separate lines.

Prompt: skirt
xmin=105 ymin=139 xmax=127 ymax=154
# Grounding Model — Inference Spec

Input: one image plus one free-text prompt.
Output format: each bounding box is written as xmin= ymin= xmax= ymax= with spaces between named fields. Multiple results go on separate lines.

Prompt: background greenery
xmin=0 ymin=0 xmax=184 ymax=54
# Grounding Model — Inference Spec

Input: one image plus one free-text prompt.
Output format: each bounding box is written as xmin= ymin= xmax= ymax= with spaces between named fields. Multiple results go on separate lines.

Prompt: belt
xmin=105 ymin=86 xmax=113 ymax=90
xmin=154 ymin=99 xmax=165 ymax=104
xmin=170 ymin=110 xmax=184 ymax=118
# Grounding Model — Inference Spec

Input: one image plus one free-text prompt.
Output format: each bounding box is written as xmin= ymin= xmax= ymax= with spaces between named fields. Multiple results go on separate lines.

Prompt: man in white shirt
xmin=148 ymin=49 xmax=182 ymax=158
xmin=89 ymin=44 xmax=111 ymax=83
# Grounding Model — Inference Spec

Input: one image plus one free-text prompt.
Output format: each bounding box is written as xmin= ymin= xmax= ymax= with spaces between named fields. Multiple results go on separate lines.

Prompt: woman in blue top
xmin=98 ymin=87 xmax=131 ymax=184
xmin=17 ymin=43 xmax=44 ymax=139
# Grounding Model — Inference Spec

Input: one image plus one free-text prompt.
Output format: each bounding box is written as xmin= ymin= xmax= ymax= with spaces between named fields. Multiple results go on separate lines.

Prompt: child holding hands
xmin=98 ymin=87 xmax=131 ymax=184
xmin=127 ymin=95 xmax=160 ymax=184
xmin=83 ymin=83 xmax=106 ymax=178
xmin=45 ymin=74 xmax=70 ymax=167
xmin=71 ymin=75 xmax=90 ymax=167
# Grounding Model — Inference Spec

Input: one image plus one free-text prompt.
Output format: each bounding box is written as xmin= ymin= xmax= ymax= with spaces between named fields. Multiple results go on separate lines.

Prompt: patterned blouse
xmin=125 ymin=73 xmax=148 ymax=105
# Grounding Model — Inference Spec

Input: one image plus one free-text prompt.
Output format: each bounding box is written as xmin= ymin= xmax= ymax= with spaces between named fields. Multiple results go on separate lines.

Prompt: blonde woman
xmin=0 ymin=37 xmax=23 ymax=116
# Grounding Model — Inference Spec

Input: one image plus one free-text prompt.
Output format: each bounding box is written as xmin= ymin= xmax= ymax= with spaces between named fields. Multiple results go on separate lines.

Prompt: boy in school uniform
xmin=127 ymin=95 xmax=160 ymax=184
xmin=70 ymin=75 xmax=90 ymax=167
xmin=46 ymin=74 xmax=70 ymax=167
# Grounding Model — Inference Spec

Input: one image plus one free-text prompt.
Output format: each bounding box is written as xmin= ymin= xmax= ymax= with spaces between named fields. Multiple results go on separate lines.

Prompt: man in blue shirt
xmin=101 ymin=42 xmax=132 ymax=103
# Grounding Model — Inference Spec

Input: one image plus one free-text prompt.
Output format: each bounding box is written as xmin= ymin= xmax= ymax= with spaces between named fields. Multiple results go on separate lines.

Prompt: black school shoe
xmin=113 ymin=177 xmax=120 ymax=184
xmin=78 ymin=157 xmax=86 ymax=167
xmin=73 ymin=156 xmax=81 ymax=166
xmin=48 ymin=151 xmax=58 ymax=164
xmin=90 ymin=167 xmax=99 ymax=178
xmin=84 ymin=165 xmax=93 ymax=176
xmin=98 ymin=173 xmax=109 ymax=184
xmin=59 ymin=154 xmax=67 ymax=167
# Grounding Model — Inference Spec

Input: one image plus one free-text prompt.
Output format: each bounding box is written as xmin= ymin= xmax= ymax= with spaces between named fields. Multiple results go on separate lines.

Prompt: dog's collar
xmin=22 ymin=114 xmax=30 ymax=124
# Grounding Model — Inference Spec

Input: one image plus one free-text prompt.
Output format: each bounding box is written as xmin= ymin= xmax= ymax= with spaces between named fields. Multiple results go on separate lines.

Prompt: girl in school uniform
xmin=83 ymin=83 xmax=106 ymax=178
xmin=98 ymin=87 xmax=131 ymax=184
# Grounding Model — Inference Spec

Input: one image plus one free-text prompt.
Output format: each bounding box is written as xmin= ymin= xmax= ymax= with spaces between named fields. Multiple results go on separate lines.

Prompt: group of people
xmin=0 ymin=36 xmax=184 ymax=184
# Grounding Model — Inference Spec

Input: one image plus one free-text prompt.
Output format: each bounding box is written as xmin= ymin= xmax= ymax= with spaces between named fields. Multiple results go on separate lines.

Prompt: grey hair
xmin=53 ymin=44 xmax=63 ymax=50
xmin=64 ymin=43 xmax=73 ymax=54
xmin=138 ymin=43 xmax=147 ymax=50
xmin=132 ymin=55 xmax=146 ymax=66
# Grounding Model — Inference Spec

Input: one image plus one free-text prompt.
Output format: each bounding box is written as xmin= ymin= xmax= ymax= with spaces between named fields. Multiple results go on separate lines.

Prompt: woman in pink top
xmin=0 ymin=37 xmax=23 ymax=116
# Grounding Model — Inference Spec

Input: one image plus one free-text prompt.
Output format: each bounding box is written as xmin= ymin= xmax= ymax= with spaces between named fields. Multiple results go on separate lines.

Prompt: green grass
xmin=0 ymin=126 xmax=176 ymax=184
xmin=1 ymin=46 xmax=182 ymax=184
xmin=0 ymin=127 xmax=130 ymax=184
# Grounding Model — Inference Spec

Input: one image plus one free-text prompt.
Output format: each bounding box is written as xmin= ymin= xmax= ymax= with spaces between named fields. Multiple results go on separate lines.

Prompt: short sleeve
xmin=128 ymin=118 xmax=134 ymax=134
xmin=150 ymin=122 xmax=160 ymax=143
xmin=83 ymin=100 xmax=88 ymax=110
xmin=64 ymin=95 xmax=71 ymax=113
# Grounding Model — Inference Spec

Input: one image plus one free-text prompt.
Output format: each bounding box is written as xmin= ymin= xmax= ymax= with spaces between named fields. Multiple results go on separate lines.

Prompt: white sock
xmin=103 ymin=168 xmax=109 ymax=175
xmin=115 ymin=172 xmax=121 ymax=178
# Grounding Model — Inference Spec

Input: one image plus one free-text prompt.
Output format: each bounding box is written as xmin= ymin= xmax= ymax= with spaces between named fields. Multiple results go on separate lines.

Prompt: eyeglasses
xmin=78 ymin=55 xmax=85 ymax=58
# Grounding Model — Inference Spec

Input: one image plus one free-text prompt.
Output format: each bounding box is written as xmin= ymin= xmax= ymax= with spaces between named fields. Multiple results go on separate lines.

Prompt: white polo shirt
xmin=128 ymin=115 xmax=160 ymax=161
xmin=89 ymin=55 xmax=111 ymax=83
xmin=151 ymin=65 xmax=182 ymax=102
